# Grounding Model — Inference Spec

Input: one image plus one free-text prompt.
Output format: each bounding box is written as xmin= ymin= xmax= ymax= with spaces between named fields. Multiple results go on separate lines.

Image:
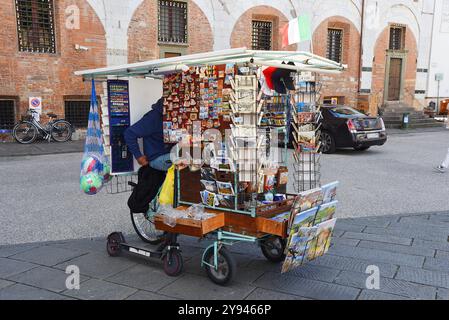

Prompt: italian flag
xmin=281 ymin=15 xmax=312 ymax=47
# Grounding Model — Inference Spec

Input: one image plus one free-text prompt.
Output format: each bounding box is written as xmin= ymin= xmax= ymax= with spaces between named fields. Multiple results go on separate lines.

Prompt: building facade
xmin=1 ymin=0 xmax=448 ymax=130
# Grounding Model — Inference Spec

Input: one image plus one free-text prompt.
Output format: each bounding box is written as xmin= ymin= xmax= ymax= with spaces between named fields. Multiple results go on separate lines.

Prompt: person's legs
xmin=150 ymin=153 xmax=172 ymax=171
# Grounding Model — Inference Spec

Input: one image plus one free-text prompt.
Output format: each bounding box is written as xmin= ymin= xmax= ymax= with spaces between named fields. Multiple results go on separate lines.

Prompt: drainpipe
xmin=426 ymin=0 xmax=437 ymax=109
xmin=357 ymin=0 xmax=365 ymax=96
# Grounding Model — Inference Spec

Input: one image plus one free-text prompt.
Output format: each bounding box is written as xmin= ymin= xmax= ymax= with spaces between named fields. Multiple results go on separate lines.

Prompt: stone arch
xmin=371 ymin=25 xmax=418 ymax=106
xmin=312 ymin=16 xmax=361 ymax=107
xmin=230 ymin=5 xmax=297 ymax=51
xmin=310 ymin=0 xmax=362 ymax=34
xmin=376 ymin=3 xmax=421 ymax=47
xmin=209 ymin=0 xmax=296 ymax=50
xmin=127 ymin=0 xmax=214 ymax=63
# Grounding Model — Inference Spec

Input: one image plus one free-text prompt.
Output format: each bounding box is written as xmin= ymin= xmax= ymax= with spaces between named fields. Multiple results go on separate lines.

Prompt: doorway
xmin=387 ymin=58 xmax=402 ymax=101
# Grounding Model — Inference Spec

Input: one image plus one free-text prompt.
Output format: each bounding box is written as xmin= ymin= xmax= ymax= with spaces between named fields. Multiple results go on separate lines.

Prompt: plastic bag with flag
xmin=80 ymin=79 xmax=110 ymax=195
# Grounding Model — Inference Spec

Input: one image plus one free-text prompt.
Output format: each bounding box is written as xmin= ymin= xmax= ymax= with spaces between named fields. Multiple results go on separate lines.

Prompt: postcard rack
xmin=168 ymin=64 xmax=293 ymax=218
xmin=291 ymin=72 xmax=322 ymax=192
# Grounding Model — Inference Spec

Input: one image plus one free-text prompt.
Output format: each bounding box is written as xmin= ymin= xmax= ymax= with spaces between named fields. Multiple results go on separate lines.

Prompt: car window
xmin=329 ymin=107 xmax=364 ymax=118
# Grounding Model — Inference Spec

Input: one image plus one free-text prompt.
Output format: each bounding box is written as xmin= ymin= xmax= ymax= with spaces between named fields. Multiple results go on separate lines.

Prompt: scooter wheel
xmin=107 ymin=232 xmax=124 ymax=257
xmin=163 ymin=249 xmax=183 ymax=277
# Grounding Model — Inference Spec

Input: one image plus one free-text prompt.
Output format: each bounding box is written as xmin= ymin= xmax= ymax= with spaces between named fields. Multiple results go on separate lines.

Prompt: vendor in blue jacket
xmin=124 ymin=98 xmax=173 ymax=171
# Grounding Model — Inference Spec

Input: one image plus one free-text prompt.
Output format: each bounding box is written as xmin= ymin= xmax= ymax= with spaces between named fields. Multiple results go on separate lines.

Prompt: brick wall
xmin=371 ymin=25 xmax=418 ymax=107
xmin=312 ymin=16 xmax=361 ymax=108
xmin=0 ymin=0 xmax=107 ymax=123
xmin=230 ymin=5 xmax=297 ymax=51
xmin=127 ymin=0 xmax=213 ymax=63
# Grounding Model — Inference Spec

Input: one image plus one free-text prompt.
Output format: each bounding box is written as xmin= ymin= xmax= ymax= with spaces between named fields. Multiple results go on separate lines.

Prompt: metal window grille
xmin=158 ymin=0 xmax=188 ymax=44
xmin=64 ymin=101 xmax=90 ymax=128
xmin=0 ymin=100 xmax=16 ymax=130
xmin=15 ymin=0 xmax=56 ymax=53
xmin=327 ymin=29 xmax=343 ymax=63
xmin=252 ymin=20 xmax=272 ymax=51
xmin=389 ymin=26 xmax=405 ymax=50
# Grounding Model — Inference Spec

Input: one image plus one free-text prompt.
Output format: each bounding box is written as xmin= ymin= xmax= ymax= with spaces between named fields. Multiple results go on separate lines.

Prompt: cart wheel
xmin=107 ymin=232 xmax=124 ymax=257
xmin=260 ymin=236 xmax=286 ymax=262
xmin=163 ymin=249 xmax=183 ymax=277
xmin=203 ymin=246 xmax=236 ymax=286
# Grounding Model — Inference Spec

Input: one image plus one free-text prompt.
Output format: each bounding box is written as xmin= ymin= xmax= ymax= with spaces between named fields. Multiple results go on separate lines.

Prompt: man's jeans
xmin=442 ymin=148 xmax=449 ymax=168
xmin=150 ymin=153 xmax=172 ymax=171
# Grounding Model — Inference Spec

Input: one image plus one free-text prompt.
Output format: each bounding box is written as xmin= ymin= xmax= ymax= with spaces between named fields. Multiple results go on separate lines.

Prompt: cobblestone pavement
xmin=0 ymin=211 xmax=448 ymax=300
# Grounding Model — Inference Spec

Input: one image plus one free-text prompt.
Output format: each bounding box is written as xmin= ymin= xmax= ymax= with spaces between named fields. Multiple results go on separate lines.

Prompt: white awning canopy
xmin=75 ymin=47 xmax=347 ymax=80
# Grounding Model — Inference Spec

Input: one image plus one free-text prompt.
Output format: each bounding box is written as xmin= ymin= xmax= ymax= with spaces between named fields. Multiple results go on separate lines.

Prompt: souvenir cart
xmin=75 ymin=48 xmax=346 ymax=285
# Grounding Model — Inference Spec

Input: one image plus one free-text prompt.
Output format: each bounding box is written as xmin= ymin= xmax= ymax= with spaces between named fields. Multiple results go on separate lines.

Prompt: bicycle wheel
xmin=13 ymin=122 xmax=38 ymax=144
xmin=51 ymin=120 xmax=72 ymax=142
xmin=130 ymin=210 xmax=164 ymax=244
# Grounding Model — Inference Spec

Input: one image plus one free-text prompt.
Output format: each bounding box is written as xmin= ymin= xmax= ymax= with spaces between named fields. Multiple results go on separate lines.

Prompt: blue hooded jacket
xmin=124 ymin=98 xmax=171 ymax=162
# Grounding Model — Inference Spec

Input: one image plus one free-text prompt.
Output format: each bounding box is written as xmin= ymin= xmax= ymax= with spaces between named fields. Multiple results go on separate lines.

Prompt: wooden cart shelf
xmin=154 ymin=205 xmax=288 ymax=239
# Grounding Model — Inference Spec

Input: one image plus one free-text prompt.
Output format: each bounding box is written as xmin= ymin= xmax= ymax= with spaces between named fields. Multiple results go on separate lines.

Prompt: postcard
xmin=306 ymin=218 xmax=337 ymax=261
xmin=321 ymin=181 xmax=339 ymax=204
xmin=200 ymin=180 xmax=217 ymax=193
xmin=314 ymin=200 xmax=338 ymax=225
xmin=216 ymin=181 xmax=235 ymax=196
xmin=200 ymin=190 xmax=219 ymax=207
xmin=288 ymin=188 xmax=323 ymax=229
xmin=281 ymin=226 xmax=318 ymax=273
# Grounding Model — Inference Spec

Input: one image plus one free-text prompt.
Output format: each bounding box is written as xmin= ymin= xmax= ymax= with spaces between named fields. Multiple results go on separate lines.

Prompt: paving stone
xmin=286 ymin=263 xmax=341 ymax=283
xmin=357 ymin=290 xmax=413 ymax=300
xmin=395 ymin=266 xmax=449 ymax=288
xmin=398 ymin=216 xmax=430 ymax=224
xmin=62 ymin=279 xmax=137 ymax=300
xmin=49 ymin=238 xmax=107 ymax=253
xmin=435 ymin=250 xmax=449 ymax=259
xmin=11 ymin=245 xmax=87 ymax=267
xmin=106 ymin=264 xmax=179 ymax=292
xmin=364 ymin=225 xmax=448 ymax=242
xmin=334 ymin=223 xmax=365 ymax=233
xmin=328 ymin=244 xmax=425 ymax=268
xmin=332 ymin=229 xmax=345 ymax=238
xmin=331 ymin=237 xmax=360 ymax=247
xmin=309 ymin=254 xmax=398 ymax=278
xmin=183 ymin=253 xmax=259 ymax=284
xmin=334 ymin=270 xmax=436 ymax=299
xmin=125 ymin=290 xmax=177 ymax=300
xmin=357 ymin=240 xmax=435 ymax=257
xmin=245 ymin=288 xmax=309 ymax=300
xmin=436 ymin=288 xmax=449 ymax=300
xmin=0 ymin=284 xmax=73 ymax=300
xmin=412 ymin=239 xmax=449 ymax=252
xmin=390 ymin=219 xmax=449 ymax=233
xmin=8 ymin=266 xmax=89 ymax=293
xmin=55 ymin=252 xmax=137 ymax=279
xmin=423 ymin=257 xmax=449 ymax=272
xmin=342 ymin=216 xmax=394 ymax=228
xmin=342 ymin=231 xmax=412 ymax=246
xmin=0 ymin=279 xmax=15 ymax=290
xmin=0 ymin=243 xmax=39 ymax=258
xmin=253 ymin=271 xmax=360 ymax=300
xmin=159 ymin=273 xmax=256 ymax=300
xmin=429 ymin=214 xmax=449 ymax=223
xmin=0 ymin=258 xmax=37 ymax=278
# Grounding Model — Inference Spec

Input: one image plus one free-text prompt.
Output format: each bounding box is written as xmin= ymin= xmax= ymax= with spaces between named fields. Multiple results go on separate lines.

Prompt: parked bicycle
xmin=13 ymin=109 xmax=73 ymax=144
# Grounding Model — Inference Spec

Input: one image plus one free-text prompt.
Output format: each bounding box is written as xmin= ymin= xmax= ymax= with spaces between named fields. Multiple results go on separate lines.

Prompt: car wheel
xmin=320 ymin=131 xmax=336 ymax=154
xmin=354 ymin=146 xmax=370 ymax=151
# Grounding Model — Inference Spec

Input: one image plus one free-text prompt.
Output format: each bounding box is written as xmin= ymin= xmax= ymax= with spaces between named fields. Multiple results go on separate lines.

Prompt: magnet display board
xmin=107 ymin=80 xmax=133 ymax=174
